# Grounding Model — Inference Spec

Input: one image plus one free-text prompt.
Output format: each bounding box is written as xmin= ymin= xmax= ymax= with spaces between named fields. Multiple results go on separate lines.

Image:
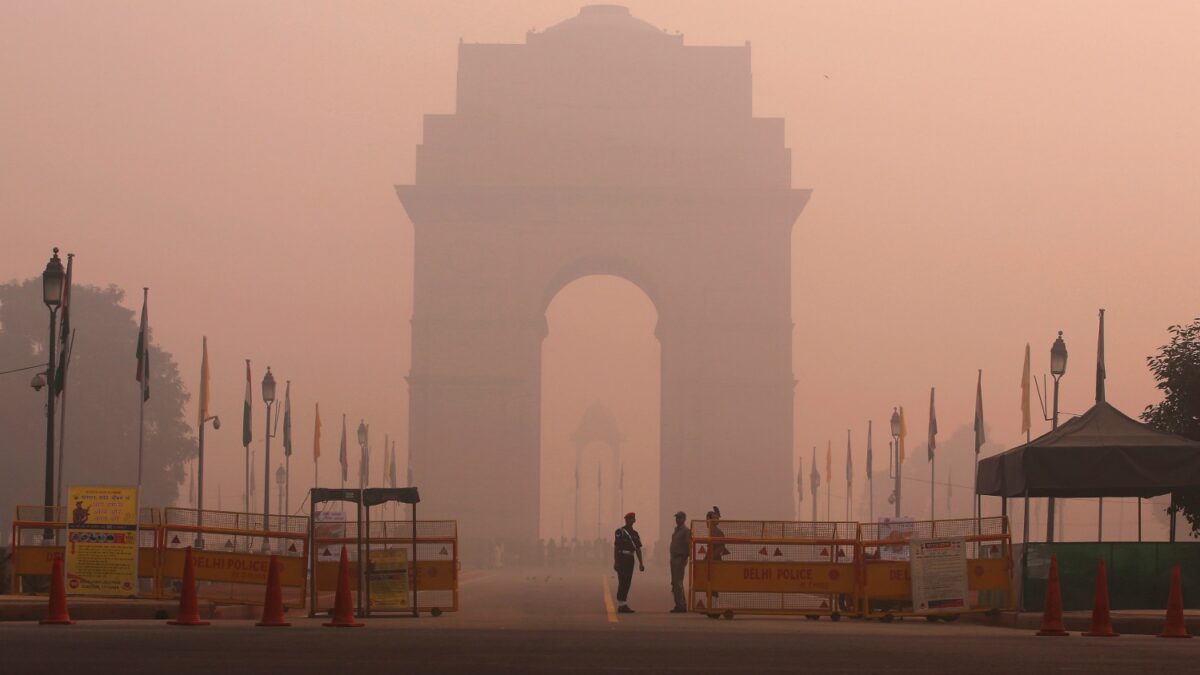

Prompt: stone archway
xmin=397 ymin=5 xmax=809 ymax=556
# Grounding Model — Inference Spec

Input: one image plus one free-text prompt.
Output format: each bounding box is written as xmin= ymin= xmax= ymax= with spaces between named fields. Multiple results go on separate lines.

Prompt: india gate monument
xmin=396 ymin=5 xmax=810 ymax=555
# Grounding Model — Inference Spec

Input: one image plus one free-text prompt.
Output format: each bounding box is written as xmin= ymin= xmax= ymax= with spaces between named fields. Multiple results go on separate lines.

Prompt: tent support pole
xmin=1020 ymin=490 xmax=1030 ymax=612
xmin=1097 ymin=497 xmax=1103 ymax=542
xmin=1137 ymin=498 xmax=1142 ymax=543
xmin=1169 ymin=493 xmax=1177 ymax=543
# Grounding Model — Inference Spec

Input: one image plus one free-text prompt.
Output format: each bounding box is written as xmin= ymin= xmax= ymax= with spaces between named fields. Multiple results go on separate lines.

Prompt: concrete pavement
xmin=0 ymin=568 xmax=1195 ymax=674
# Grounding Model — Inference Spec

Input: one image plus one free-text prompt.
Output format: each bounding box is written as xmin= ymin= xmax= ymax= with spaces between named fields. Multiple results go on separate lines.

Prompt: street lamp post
xmin=41 ymin=249 xmax=65 ymax=538
xmin=261 ymin=367 xmax=277 ymax=550
xmin=195 ymin=413 xmax=220 ymax=548
xmin=1046 ymin=332 xmax=1067 ymax=542
xmin=890 ymin=408 xmax=902 ymax=518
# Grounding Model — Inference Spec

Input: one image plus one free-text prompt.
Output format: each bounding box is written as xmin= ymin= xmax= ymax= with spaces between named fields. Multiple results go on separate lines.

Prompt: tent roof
xmin=976 ymin=401 xmax=1200 ymax=498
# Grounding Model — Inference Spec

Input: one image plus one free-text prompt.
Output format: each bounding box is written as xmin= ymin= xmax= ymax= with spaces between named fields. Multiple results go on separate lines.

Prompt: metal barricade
xmin=690 ymin=519 xmax=859 ymax=619
xmin=9 ymin=505 xmax=163 ymax=596
xmin=858 ymin=516 xmax=1013 ymax=620
xmin=311 ymin=516 xmax=459 ymax=616
xmin=160 ymin=507 xmax=308 ymax=607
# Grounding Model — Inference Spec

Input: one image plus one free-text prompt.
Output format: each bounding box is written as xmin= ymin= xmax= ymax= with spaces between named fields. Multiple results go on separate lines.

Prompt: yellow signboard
xmin=65 ymin=486 xmax=139 ymax=596
xmin=367 ymin=548 xmax=410 ymax=610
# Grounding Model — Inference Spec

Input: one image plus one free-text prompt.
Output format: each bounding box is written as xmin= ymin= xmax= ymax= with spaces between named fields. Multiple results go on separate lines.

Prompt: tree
xmin=0 ymin=279 xmax=193 ymax=537
xmin=1141 ymin=317 xmax=1200 ymax=536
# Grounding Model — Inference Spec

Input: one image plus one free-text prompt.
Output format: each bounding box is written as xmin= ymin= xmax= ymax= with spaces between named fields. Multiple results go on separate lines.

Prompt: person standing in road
xmin=669 ymin=511 xmax=691 ymax=613
xmin=613 ymin=512 xmax=644 ymax=613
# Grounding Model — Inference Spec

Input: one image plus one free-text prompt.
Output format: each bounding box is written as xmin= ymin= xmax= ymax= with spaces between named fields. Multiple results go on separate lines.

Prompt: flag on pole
xmin=249 ymin=451 xmax=256 ymax=500
xmin=898 ymin=406 xmax=908 ymax=463
xmin=389 ymin=441 xmax=398 ymax=488
xmin=134 ymin=289 xmax=150 ymax=401
xmin=866 ymin=420 xmax=873 ymax=479
xmin=845 ymin=429 xmax=853 ymax=487
xmin=54 ymin=254 xmax=74 ymax=394
xmin=1021 ymin=343 xmax=1032 ymax=437
xmin=1096 ymin=309 xmax=1106 ymax=403
xmin=383 ymin=434 xmax=390 ymax=486
xmin=359 ymin=424 xmax=369 ymax=487
xmin=242 ymin=361 xmax=253 ymax=447
xmin=198 ymin=337 xmax=211 ymax=428
xmin=974 ymin=370 xmax=985 ymax=454
xmin=339 ymin=414 xmax=348 ymax=482
xmin=927 ymin=387 xmax=937 ymax=461
xmin=796 ymin=456 xmax=803 ymax=503
xmin=313 ymin=403 xmax=322 ymax=462
xmin=809 ymin=446 xmax=821 ymax=494
xmin=282 ymin=381 xmax=293 ymax=457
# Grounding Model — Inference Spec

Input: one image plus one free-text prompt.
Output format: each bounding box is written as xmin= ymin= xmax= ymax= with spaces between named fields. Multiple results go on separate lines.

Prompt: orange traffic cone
xmin=323 ymin=545 xmax=364 ymax=628
xmin=1082 ymin=558 xmax=1118 ymax=637
xmin=40 ymin=555 xmax=74 ymax=625
xmin=1158 ymin=565 xmax=1192 ymax=639
xmin=168 ymin=547 xmax=210 ymax=626
xmin=256 ymin=556 xmax=290 ymax=627
xmin=1035 ymin=555 xmax=1069 ymax=636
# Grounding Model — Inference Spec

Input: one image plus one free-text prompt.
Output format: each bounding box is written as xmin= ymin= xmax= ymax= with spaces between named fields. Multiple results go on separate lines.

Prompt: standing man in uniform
xmin=669 ymin=511 xmax=691 ymax=613
xmin=613 ymin=511 xmax=644 ymax=613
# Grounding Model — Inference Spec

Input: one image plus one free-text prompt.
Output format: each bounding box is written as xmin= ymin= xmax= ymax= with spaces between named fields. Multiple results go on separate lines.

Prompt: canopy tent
xmin=976 ymin=400 xmax=1200 ymax=499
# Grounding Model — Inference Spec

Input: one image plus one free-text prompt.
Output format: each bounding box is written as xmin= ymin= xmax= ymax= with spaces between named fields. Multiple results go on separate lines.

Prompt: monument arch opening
xmin=540 ymin=274 xmax=661 ymax=550
xmin=397 ymin=5 xmax=810 ymax=560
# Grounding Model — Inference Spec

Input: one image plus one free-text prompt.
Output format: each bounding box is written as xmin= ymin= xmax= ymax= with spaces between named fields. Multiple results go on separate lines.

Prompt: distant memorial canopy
xmin=397 ymin=5 xmax=810 ymax=551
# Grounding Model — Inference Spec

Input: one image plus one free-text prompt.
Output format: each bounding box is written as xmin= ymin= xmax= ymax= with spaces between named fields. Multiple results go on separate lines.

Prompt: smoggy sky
xmin=3 ymin=2 xmax=1198 ymax=543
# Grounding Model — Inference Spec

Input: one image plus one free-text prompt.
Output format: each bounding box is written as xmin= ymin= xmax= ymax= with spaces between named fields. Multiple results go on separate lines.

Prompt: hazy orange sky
xmin=3 ymin=2 xmax=1198 ymax=542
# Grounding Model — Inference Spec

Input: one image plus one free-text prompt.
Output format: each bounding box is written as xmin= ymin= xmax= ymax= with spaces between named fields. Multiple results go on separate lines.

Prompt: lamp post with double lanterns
xmin=1046 ymin=331 xmax=1067 ymax=542
xmin=41 ymin=249 xmax=66 ymax=535
xmin=890 ymin=408 xmax=902 ymax=517
xmin=261 ymin=367 xmax=277 ymax=550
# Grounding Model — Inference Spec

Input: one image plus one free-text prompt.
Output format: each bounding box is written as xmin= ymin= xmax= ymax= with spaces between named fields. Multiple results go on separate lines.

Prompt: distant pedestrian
xmin=669 ymin=511 xmax=691 ymax=612
xmin=613 ymin=512 xmax=644 ymax=613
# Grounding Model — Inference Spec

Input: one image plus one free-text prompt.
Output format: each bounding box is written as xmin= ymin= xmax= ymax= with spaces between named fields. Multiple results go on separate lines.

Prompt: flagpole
xmin=136 ymin=287 xmax=148 ymax=488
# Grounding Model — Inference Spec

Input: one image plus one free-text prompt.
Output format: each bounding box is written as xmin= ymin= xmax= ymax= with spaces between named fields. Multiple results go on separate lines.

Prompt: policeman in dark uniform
xmin=669 ymin=511 xmax=691 ymax=612
xmin=613 ymin=511 xmax=644 ymax=613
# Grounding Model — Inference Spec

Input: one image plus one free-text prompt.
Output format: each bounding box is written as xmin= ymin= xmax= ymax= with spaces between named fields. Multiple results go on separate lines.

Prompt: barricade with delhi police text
xmin=690 ymin=516 xmax=1013 ymax=620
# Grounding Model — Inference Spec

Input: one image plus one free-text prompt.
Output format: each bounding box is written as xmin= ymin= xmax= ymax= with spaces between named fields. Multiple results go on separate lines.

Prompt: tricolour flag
xmin=282 ymin=381 xmax=292 ymax=457
xmin=974 ymin=370 xmax=985 ymax=454
xmin=383 ymin=434 xmax=390 ymax=485
xmin=825 ymin=440 xmax=832 ymax=483
xmin=1096 ymin=308 xmax=1107 ymax=403
xmin=339 ymin=414 xmax=348 ymax=482
xmin=1021 ymin=344 xmax=1031 ymax=437
xmin=898 ymin=406 xmax=908 ymax=463
xmin=927 ymin=387 xmax=937 ymax=462
xmin=198 ymin=337 xmax=211 ymax=428
xmin=313 ymin=403 xmax=322 ymax=462
xmin=134 ymin=288 xmax=149 ymax=401
xmin=359 ymin=422 xmax=369 ymax=487
xmin=242 ymin=360 xmax=253 ymax=447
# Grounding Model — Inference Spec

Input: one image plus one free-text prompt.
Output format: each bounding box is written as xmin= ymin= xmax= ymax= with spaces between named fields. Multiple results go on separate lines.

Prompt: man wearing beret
xmin=613 ymin=511 xmax=644 ymax=613
xmin=669 ymin=511 xmax=691 ymax=613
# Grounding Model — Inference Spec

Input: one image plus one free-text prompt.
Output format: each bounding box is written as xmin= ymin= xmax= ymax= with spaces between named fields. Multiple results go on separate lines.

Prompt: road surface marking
xmin=601 ymin=575 xmax=618 ymax=623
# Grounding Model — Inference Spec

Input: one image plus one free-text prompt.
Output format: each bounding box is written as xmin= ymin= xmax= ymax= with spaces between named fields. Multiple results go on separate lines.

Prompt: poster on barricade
xmin=878 ymin=517 xmax=914 ymax=561
xmin=65 ymin=486 xmax=139 ymax=597
xmin=315 ymin=510 xmax=347 ymax=561
xmin=367 ymin=548 xmax=410 ymax=610
xmin=910 ymin=537 xmax=968 ymax=614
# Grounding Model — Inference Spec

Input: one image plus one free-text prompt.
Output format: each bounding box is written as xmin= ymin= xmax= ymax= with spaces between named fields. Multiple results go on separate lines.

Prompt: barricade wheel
xmin=706 ymin=613 xmax=720 ymax=620
xmin=805 ymin=615 xmax=819 ymax=621
xmin=942 ymin=614 xmax=959 ymax=623
xmin=431 ymin=608 xmax=443 ymax=617
xmin=722 ymin=610 xmax=734 ymax=620
xmin=881 ymin=613 xmax=894 ymax=623
xmin=830 ymin=612 xmax=841 ymax=622
xmin=925 ymin=615 xmax=939 ymax=623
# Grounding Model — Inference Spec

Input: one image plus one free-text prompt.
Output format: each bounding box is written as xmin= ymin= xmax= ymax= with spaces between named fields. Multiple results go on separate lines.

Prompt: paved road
xmin=1 ymin=568 xmax=1195 ymax=674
